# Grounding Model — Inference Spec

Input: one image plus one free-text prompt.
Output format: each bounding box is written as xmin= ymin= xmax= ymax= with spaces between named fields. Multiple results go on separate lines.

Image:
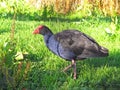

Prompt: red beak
xmin=33 ymin=29 xmax=39 ymax=34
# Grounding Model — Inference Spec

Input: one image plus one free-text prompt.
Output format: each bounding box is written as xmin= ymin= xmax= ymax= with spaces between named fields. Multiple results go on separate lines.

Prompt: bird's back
xmin=54 ymin=30 xmax=108 ymax=60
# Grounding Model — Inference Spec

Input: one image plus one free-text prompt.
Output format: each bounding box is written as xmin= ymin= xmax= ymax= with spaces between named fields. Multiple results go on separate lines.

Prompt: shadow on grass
xmin=0 ymin=29 xmax=9 ymax=34
xmin=1 ymin=13 xmax=120 ymax=24
xmin=25 ymin=52 xmax=45 ymax=62
xmin=23 ymin=50 xmax=120 ymax=89
xmin=23 ymin=66 xmax=67 ymax=90
xmin=85 ymin=51 xmax=120 ymax=68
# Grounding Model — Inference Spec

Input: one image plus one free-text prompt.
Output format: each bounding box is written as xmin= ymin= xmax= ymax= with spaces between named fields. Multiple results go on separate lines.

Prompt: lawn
xmin=0 ymin=16 xmax=120 ymax=90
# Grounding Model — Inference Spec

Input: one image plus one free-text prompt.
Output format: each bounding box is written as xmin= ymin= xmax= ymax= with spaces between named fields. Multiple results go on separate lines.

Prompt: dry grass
xmin=26 ymin=0 xmax=120 ymax=15
xmin=98 ymin=0 xmax=120 ymax=16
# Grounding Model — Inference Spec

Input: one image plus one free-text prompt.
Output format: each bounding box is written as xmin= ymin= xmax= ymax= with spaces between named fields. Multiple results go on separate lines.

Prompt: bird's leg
xmin=72 ymin=59 xmax=76 ymax=79
xmin=63 ymin=60 xmax=75 ymax=72
xmin=62 ymin=59 xmax=77 ymax=79
xmin=63 ymin=63 xmax=73 ymax=72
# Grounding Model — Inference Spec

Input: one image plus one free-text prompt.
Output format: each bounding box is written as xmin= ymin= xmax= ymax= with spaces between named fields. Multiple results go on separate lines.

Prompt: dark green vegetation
xmin=0 ymin=15 xmax=120 ymax=90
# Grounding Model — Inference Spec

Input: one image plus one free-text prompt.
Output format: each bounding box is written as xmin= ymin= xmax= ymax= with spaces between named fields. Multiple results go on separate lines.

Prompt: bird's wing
xmin=54 ymin=30 xmax=100 ymax=55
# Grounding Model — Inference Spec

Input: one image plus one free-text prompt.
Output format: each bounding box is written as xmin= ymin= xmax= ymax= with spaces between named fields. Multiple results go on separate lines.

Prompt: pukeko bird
xmin=33 ymin=25 xmax=109 ymax=79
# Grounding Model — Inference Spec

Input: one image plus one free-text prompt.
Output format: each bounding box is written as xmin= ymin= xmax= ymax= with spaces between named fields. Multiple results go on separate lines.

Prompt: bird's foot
xmin=73 ymin=73 xmax=77 ymax=79
xmin=73 ymin=76 xmax=76 ymax=79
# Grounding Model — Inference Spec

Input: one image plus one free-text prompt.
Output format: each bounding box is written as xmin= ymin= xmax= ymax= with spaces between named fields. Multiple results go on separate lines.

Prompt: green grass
xmin=0 ymin=16 xmax=120 ymax=90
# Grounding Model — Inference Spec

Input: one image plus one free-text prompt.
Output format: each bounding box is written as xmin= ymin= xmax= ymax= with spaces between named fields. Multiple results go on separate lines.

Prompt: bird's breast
xmin=44 ymin=35 xmax=75 ymax=60
xmin=46 ymin=36 xmax=60 ymax=56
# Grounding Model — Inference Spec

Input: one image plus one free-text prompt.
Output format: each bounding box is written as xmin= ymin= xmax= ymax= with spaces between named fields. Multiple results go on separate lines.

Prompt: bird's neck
xmin=44 ymin=33 xmax=53 ymax=44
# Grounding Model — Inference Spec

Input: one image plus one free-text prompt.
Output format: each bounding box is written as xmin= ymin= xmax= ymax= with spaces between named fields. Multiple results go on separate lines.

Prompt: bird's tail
xmin=100 ymin=46 xmax=109 ymax=57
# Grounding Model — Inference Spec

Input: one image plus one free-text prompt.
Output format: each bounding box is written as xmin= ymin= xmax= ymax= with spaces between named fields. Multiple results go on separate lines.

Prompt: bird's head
xmin=33 ymin=25 xmax=53 ymax=35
